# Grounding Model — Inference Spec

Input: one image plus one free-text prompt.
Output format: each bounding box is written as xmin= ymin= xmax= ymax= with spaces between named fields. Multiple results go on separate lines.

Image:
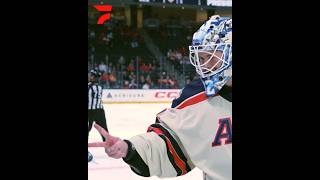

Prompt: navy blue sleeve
xmin=171 ymin=79 xmax=205 ymax=108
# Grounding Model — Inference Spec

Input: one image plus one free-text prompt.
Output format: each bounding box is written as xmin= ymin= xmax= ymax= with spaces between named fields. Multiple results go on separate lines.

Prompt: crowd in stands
xmin=88 ymin=58 xmax=180 ymax=89
xmin=88 ymin=18 xmax=197 ymax=89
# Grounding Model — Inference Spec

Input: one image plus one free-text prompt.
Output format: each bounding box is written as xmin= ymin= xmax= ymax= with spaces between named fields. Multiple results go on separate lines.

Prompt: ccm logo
xmin=155 ymin=92 xmax=179 ymax=98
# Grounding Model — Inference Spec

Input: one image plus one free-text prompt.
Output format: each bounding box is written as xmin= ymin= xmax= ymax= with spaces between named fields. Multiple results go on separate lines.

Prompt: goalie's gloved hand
xmin=88 ymin=123 xmax=128 ymax=159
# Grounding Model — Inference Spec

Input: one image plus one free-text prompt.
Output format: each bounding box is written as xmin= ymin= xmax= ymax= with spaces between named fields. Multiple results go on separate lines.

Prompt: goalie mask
xmin=189 ymin=15 xmax=232 ymax=96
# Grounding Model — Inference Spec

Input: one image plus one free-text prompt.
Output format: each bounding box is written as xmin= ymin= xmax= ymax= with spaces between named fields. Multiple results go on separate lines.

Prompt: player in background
xmin=89 ymin=15 xmax=232 ymax=180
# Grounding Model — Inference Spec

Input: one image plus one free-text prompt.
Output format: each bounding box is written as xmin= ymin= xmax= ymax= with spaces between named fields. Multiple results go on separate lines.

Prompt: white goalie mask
xmin=189 ymin=15 xmax=232 ymax=96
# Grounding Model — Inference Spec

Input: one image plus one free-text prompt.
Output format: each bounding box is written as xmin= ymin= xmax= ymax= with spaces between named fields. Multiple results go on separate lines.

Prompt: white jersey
xmin=126 ymin=79 xmax=232 ymax=180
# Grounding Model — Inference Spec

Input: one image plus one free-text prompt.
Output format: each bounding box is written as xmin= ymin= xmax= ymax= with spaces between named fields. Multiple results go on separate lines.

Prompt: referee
xmin=88 ymin=69 xmax=108 ymax=162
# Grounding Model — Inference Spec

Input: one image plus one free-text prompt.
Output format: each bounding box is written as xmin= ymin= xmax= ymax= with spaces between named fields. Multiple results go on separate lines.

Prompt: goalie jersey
xmin=123 ymin=79 xmax=232 ymax=180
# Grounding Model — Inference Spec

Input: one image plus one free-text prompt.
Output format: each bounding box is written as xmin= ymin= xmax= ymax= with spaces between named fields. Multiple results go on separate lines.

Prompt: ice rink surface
xmin=88 ymin=103 xmax=203 ymax=180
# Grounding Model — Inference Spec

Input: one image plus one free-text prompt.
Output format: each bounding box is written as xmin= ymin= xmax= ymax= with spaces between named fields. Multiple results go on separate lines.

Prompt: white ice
xmin=88 ymin=103 xmax=203 ymax=180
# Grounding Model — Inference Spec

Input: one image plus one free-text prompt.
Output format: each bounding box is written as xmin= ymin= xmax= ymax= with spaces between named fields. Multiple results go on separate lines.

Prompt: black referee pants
xmin=88 ymin=109 xmax=108 ymax=141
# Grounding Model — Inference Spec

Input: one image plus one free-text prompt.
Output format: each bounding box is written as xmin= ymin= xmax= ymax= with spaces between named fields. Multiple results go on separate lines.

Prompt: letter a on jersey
xmin=212 ymin=118 xmax=232 ymax=147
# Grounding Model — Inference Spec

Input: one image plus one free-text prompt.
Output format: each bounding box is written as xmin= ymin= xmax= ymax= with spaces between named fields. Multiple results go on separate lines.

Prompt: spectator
xmin=100 ymin=72 xmax=110 ymax=89
xmin=129 ymin=79 xmax=138 ymax=89
xmin=109 ymin=72 xmax=117 ymax=88
xmin=98 ymin=62 xmax=107 ymax=73
xmin=123 ymin=80 xmax=129 ymax=89
xmin=127 ymin=61 xmax=135 ymax=72
xmin=142 ymin=82 xmax=150 ymax=89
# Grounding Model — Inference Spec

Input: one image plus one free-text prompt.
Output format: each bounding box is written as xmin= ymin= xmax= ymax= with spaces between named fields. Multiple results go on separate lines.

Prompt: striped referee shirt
xmin=88 ymin=82 xmax=104 ymax=110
